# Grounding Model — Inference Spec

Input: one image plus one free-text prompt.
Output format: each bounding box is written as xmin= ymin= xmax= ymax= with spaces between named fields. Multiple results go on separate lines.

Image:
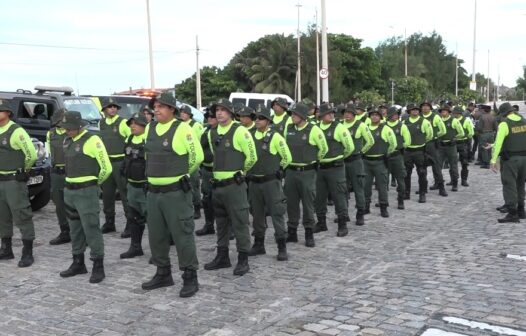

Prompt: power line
xmin=0 ymin=41 xmax=194 ymax=54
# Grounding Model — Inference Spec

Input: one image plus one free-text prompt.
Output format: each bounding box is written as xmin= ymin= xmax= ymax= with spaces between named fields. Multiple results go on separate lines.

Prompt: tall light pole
xmin=145 ymin=0 xmax=155 ymax=89
xmin=391 ymin=80 xmax=395 ymax=105
xmin=296 ymin=2 xmax=302 ymax=102
xmin=486 ymin=49 xmax=490 ymax=103
xmin=315 ymin=8 xmax=320 ymax=107
xmin=196 ymin=35 xmax=202 ymax=109
xmin=455 ymin=43 xmax=458 ymax=97
xmin=321 ymin=0 xmax=329 ymax=103
xmin=470 ymin=0 xmax=477 ymax=91
xmin=404 ymin=28 xmax=408 ymax=77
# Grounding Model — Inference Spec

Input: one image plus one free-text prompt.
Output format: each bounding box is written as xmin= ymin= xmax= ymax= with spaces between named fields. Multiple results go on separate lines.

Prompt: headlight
xmin=31 ymin=138 xmax=48 ymax=163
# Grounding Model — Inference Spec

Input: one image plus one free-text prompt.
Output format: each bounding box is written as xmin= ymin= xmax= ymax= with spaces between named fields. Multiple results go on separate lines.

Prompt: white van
xmin=229 ymin=93 xmax=294 ymax=110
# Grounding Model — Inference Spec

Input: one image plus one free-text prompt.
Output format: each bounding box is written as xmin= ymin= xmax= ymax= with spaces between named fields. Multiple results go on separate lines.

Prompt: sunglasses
xmin=256 ymin=116 xmax=268 ymax=121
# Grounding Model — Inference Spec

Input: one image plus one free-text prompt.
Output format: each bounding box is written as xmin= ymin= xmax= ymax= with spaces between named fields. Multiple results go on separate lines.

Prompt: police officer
xmin=119 ymin=113 xmax=148 ymax=259
xmin=237 ymin=106 xmax=257 ymax=134
xmin=403 ymin=104 xmax=433 ymax=203
xmin=353 ymin=102 xmax=369 ymax=123
xmin=247 ymin=105 xmax=292 ymax=260
xmin=0 ymin=100 xmax=37 ymax=267
xmin=437 ymin=105 xmax=465 ymax=192
xmin=272 ymin=97 xmax=292 ymax=135
xmin=284 ymin=102 xmax=328 ymax=247
xmin=452 ymin=106 xmax=474 ymax=187
xmin=313 ymin=103 xmax=354 ymax=236
xmin=180 ymin=105 xmax=204 ymax=220
xmin=195 ymin=108 xmax=218 ymax=236
xmin=99 ymin=98 xmax=132 ymax=237
xmin=143 ymin=107 xmax=155 ymax=123
xmin=59 ymin=111 xmax=112 ymax=283
xmin=363 ymin=107 xmax=397 ymax=217
xmin=476 ymin=105 xmax=498 ymax=169
xmin=47 ymin=108 xmax=71 ymax=245
xmin=421 ymin=101 xmax=447 ymax=196
xmin=141 ymin=93 xmax=203 ymax=297
xmin=491 ymin=102 xmax=526 ymax=223
xmin=385 ymin=106 xmax=411 ymax=210
xmin=204 ymin=99 xmax=257 ymax=276
xmin=342 ymin=103 xmax=374 ymax=226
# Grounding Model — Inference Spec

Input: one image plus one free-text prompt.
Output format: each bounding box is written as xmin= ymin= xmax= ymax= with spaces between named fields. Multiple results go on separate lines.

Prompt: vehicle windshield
xmin=63 ymin=98 xmax=101 ymax=122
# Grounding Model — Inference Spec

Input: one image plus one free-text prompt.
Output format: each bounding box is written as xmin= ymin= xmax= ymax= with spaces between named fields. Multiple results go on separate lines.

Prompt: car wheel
xmin=31 ymin=189 xmax=51 ymax=211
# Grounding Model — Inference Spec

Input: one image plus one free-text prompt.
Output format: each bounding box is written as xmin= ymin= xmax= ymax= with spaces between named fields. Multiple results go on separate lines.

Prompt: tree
xmin=175 ymin=66 xmax=237 ymax=106
xmin=394 ymin=76 xmax=429 ymax=105
xmin=355 ymin=89 xmax=386 ymax=107
xmin=516 ymin=66 xmax=526 ymax=92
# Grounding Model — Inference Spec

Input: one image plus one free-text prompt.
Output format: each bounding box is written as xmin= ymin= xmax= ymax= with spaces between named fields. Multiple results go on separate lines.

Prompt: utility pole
xmin=195 ymin=35 xmax=202 ymax=109
xmin=145 ymin=0 xmax=155 ymax=89
xmin=321 ymin=0 xmax=329 ymax=102
xmin=486 ymin=49 xmax=490 ymax=103
xmin=391 ymin=80 xmax=395 ymax=105
xmin=296 ymin=2 xmax=302 ymax=102
xmin=455 ymin=43 xmax=458 ymax=97
xmin=470 ymin=0 xmax=477 ymax=91
xmin=404 ymin=28 xmax=408 ymax=77
xmin=315 ymin=8 xmax=320 ymax=107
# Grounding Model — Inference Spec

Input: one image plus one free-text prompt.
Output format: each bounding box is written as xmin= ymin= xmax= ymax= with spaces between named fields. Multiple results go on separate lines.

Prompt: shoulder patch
xmin=19 ymin=134 xmax=25 ymax=141
xmin=96 ymin=142 xmax=102 ymax=149
xmin=244 ymin=131 xmax=251 ymax=140
xmin=186 ymin=133 xmax=193 ymax=142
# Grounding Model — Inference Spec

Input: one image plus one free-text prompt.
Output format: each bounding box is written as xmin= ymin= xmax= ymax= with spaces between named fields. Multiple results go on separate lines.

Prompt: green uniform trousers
xmin=501 ymin=156 xmax=526 ymax=209
xmin=284 ymin=169 xmax=316 ymax=229
xmin=51 ymin=171 xmax=68 ymax=227
xmin=438 ymin=143 xmax=459 ymax=183
xmin=479 ymin=132 xmax=495 ymax=165
xmin=212 ymin=182 xmax=251 ymax=253
xmin=64 ymin=185 xmax=104 ymax=258
xmin=249 ymin=179 xmax=287 ymax=240
xmin=0 ymin=180 xmax=35 ymax=240
xmin=364 ymin=158 xmax=389 ymax=206
xmin=314 ymin=164 xmax=348 ymax=219
xmin=190 ymin=170 xmax=201 ymax=207
xmin=426 ymin=140 xmax=444 ymax=184
xmin=456 ymin=141 xmax=470 ymax=181
xmin=387 ymin=153 xmax=406 ymax=199
xmin=200 ymin=168 xmax=214 ymax=221
xmin=404 ymin=149 xmax=428 ymax=195
xmin=127 ymin=183 xmax=147 ymax=226
xmin=147 ymin=188 xmax=198 ymax=270
xmin=345 ymin=157 xmax=366 ymax=211
xmin=101 ymin=160 xmax=130 ymax=219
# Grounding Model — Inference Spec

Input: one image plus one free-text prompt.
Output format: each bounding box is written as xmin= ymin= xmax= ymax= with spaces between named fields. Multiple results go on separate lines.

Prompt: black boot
xmin=60 ymin=254 xmax=88 ymax=277
xmin=446 ymin=181 xmax=452 ymax=186
xmin=355 ymin=209 xmax=365 ymax=226
xmin=461 ymin=168 xmax=469 ymax=186
xmin=179 ymin=268 xmax=199 ymax=298
xmin=418 ymin=192 xmax=426 ymax=203
xmin=429 ymin=183 xmax=438 ymax=190
xmin=120 ymin=225 xmax=145 ymax=259
xmin=497 ymin=204 xmax=509 ymax=213
xmin=204 ymin=247 xmax=231 ymax=270
xmin=248 ymin=236 xmax=266 ymax=256
xmin=142 ymin=266 xmax=174 ymax=290
xmin=397 ymin=197 xmax=405 ymax=210
xmin=498 ymin=208 xmax=520 ymax=223
xmin=336 ymin=217 xmax=348 ymax=237
xmin=286 ymin=227 xmax=298 ymax=243
xmin=403 ymin=191 xmax=410 ymax=200
xmin=0 ymin=237 xmax=14 ymax=260
xmin=120 ymin=220 xmax=131 ymax=238
xmin=313 ymin=216 xmax=328 ymax=233
xmin=518 ymin=205 xmax=526 ymax=219
xmin=364 ymin=202 xmax=370 ymax=215
xmin=89 ymin=257 xmax=105 ymax=283
xmin=380 ymin=204 xmax=389 ymax=218
xmin=451 ymin=180 xmax=458 ymax=192
xmin=195 ymin=221 xmax=215 ymax=236
xmin=333 ymin=215 xmax=350 ymax=223
xmin=193 ymin=204 xmax=201 ymax=220
xmin=461 ymin=179 xmax=469 ymax=187
xmin=438 ymin=183 xmax=448 ymax=197
xmin=49 ymin=225 xmax=71 ymax=245
xmin=276 ymin=239 xmax=288 ymax=261
xmin=390 ymin=177 xmax=397 ymax=187
xmin=305 ymin=228 xmax=315 ymax=247
xmin=233 ymin=252 xmax=249 ymax=276
xmin=101 ymin=216 xmax=116 ymax=234
xmin=18 ymin=240 xmax=34 ymax=267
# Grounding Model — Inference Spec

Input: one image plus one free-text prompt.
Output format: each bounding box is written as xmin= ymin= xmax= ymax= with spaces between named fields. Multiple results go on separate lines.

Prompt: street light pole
xmin=145 ymin=0 xmax=155 ymax=89
xmin=391 ymin=80 xmax=395 ymax=105
xmin=196 ymin=35 xmax=202 ymax=109
xmin=470 ymin=0 xmax=477 ymax=91
xmin=404 ymin=28 xmax=408 ymax=77
xmin=315 ymin=8 xmax=320 ymax=107
xmin=455 ymin=43 xmax=458 ymax=97
xmin=296 ymin=2 xmax=302 ymax=102
xmin=321 ymin=0 xmax=329 ymax=102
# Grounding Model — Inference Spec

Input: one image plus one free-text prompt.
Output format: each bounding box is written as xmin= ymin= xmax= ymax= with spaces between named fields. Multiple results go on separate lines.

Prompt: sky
xmin=0 ymin=0 xmax=524 ymax=96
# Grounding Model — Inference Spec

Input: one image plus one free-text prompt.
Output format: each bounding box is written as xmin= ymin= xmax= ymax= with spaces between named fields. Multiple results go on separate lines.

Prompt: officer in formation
xmin=452 ymin=106 xmax=474 ymax=187
xmin=437 ymin=105 xmax=465 ymax=192
xmin=272 ymin=98 xmax=292 ymax=135
xmin=247 ymin=105 xmax=291 ymax=260
xmin=237 ymin=106 xmax=257 ymax=133
xmin=476 ymin=105 xmax=498 ymax=169
xmin=59 ymin=111 xmax=112 ymax=283
xmin=99 ymin=98 xmax=132 ymax=237
xmin=0 ymin=100 xmax=37 ymax=268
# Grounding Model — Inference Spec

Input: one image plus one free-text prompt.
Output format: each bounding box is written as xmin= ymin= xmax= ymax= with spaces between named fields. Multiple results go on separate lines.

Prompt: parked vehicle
xmin=229 ymin=93 xmax=294 ymax=111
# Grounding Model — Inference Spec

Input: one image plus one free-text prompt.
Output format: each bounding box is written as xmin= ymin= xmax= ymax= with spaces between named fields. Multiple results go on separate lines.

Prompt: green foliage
xmin=175 ymin=66 xmax=237 ymax=107
xmin=516 ymin=66 xmax=526 ymax=92
xmin=393 ymin=76 xmax=429 ymax=105
xmin=355 ymin=89 xmax=386 ymax=107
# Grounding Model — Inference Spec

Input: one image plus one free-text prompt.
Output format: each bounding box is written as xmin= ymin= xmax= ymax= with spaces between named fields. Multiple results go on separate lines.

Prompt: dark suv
xmin=0 ymin=86 xmax=102 ymax=210
xmin=86 ymin=95 xmax=151 ymax=120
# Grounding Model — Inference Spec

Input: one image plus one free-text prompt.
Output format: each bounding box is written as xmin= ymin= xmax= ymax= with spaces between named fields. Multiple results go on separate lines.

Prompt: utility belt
xmin=344 ymin=154 xmax=362 ymax=163
xmin=363 ymin=155 xmax=385 ymax=161
xmin=286 ymin=162 xmax=318 ymax=172
xmin=405 ymin=146 xmax=425 ymax=152
xmin=65 ymin=180 xmax=98 ymax=190
xmin=201 ymin=165 xmax=213 ymax=172
xmin=210 ymin=172 xmax=245 ymax=189
xmin=247 ymin=173 xmax=278 ymax=184
xmin=148 ymin=175 xmax=191 ymax=193
xmin=481 ymin=130 xmax=495 ymax=133
xmin=319 ymin=160 xmax=344 ymax=170
xmin=456 ymin=139 xmax=468 ymax=144
xmin=109 ymin=156 xmax=124 ymax=162
xmin=0 ymin=170 xmax=29 ymax=182
xmin=52 ymin=166 xmax=66 ymax=175
xmin=128 ymin=181 xmax=147 ymax=189
xmin=501 ymin=150 xmax=526 ymax=161
xmin=389 ymin=149 xmax=403 ymax=157
xmin=439 ymin=141 xmax=456 ymax=147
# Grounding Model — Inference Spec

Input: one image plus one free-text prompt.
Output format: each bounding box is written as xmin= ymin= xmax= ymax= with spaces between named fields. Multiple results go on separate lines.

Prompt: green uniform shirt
xmin=364 ymin=123 xmax=397 ymax=157
xmin=440 ymin=116 xmax=465 ymax=141
xmin=208 ymin=121 xmax=257 ymax=179
xmin=422 ymin=112 xmax=446 ymax=139
xmin=272 ymin=113 xmax=292 ymax=136
xmin=404 ymin=116 xmax=434 ymax=148
xmin=456 ymin=116 xmax=474 ymax=140
xmin=100 ymin=115 xmax=131 ymax=158
xmin=145 ymin=119 xmax=204 ymax=185
xmin=491 ymin=113 xmax=525 ymax=164
xmin=355 ymin=113 xmax=368 ymax=124
xmin=0 ymin=120 xmax=37 ymax=173
xmin=65 ymin=130 xmax=112 ymax=184
xmin=285 ymin=122 xmax=328 ymax=165
xmin=253 ymin=128 xmax=292 ymax=169
xmin=187 ymin=120 xmax=204 ymax=139
xmin=386 ymin=120 xmax=411 ymax=149
xmin=319 ymin=121 xmax=354 ymax=162
xmin=342 ymin=120 xmax=375 ymax=154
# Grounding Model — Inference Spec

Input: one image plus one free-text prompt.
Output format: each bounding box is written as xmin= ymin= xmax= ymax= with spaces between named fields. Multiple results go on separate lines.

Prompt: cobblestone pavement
xmin=1 ymin=165 xmax=526 ymax=336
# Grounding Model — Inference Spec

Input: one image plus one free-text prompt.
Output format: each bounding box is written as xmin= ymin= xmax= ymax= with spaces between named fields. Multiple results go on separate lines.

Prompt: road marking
xmin=421 ymin=328 xmax=467 ymax=336
xmin=505 ymin=254 xmax=526 ymax=261
xmin=443 ymin=316 xmax=526 ymax=336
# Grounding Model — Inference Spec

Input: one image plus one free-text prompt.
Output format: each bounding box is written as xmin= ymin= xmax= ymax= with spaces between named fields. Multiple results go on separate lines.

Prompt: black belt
xmin=508 ymin=151 xmax=526 ymax=157
xmin=344 ymin=154 xmax=361 ymax=163
xmin=65 ymin=180 xmax=98 ymax=190
xmin=210 ymin=175 xmax=244 ymax=189
xmin=129 ymin=181 xmax=147 ymax=188
xmin=363 ymin=155 xmax=385 ymax=161
xmin=319 ymin=160 xmax=344 ymax=169
xmin=0 ymin=174 xmax=16 ymax=181
xmin=456 ymin=139 xmax=467 ymax=144
xmin=405 ymin=147 xmax=425 ymax=152
xmin=109 ymin=156 xmax=124 ymax=162
xmin=248 ymin=174 xmax=278 ymax=184
xmin=439 ymin=141 xmax=456 ymax=147
xmin=482 ymin=130 xmax=495 ymax=133
xmin=52 ymin=166 xmax=66 ymax=175
xmin=389 ymin=150 xmax=402 ymax=157
xmin=287 ymin=163 xmax=318 ymax=171
xmin=148 ymin=182 xmax=182 ymax=193
xmin=201 ymin=165 xmax=213 ymax=172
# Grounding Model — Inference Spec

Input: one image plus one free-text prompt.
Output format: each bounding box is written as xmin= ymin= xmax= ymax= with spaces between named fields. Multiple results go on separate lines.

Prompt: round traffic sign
xmin=319 ymin=68 xmax=329 ymax=79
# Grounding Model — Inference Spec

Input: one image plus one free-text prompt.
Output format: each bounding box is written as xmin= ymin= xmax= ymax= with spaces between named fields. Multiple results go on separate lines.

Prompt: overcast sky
xmin=1 ymin=0 xmax=524 ymax=96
